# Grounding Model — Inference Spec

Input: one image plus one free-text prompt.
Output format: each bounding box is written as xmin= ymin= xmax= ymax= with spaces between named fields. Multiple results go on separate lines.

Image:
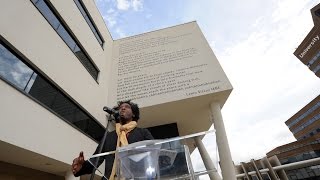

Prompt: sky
xmin=95 ymin=0 xmax=320 ymax=178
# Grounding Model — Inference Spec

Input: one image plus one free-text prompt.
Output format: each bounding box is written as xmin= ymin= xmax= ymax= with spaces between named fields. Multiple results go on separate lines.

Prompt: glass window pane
xmin=96 ymin=34 xmax=103 ymax=45
xmin=74 ymin=0 xmax=103 ymax=46
xmin=28 ymin=75 xmax=58 ymax=108
xmin=0 ymin=44 xmax=33 ymax=90
xmin=74 ymin=0 xmax=87 ymax=17
xmin=25 ymin=72 xmax=37 ymax=93
xmin=1 ymin=41 xmax=103 ymax=142
xmin=35 ymin=0 xmax=60 ymax=29
xmin=315 ymin=168 xmax=320 ymax=176
xmin=73 ymin=44 xmax=81 ymax=53
xmin=32 ymin=0 xmax=99 ymax=80
xmin=251 ymin=175 xmax=259 ymax=180
xmin=87 ymin=19 xmax=103 ymax=46
xmin=87 ymin=120 xmax=104 ymax=141
xmin=85 ymin=16 xmax=94 ymax=30
xmin=51 ymin=92 xmax=78 ymax=120
xmin=73 ymin=117 xmax=89 ymax=131
xmin=57 ymin=25 xmax=76 ymax=50
xmin=74 ymin=49 xmax=98 ymax=79
xmin=73 ymin=109 xmax=89 ymax=122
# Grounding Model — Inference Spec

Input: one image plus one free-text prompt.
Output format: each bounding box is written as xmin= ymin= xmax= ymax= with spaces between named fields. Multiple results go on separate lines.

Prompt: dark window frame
xmin=0 ymin=37 xmax=105 ymax=143
xmin=74 ymin=0 xmax=105 ymax=48
xmin=31 ymin=0 xmax=100 ymax=82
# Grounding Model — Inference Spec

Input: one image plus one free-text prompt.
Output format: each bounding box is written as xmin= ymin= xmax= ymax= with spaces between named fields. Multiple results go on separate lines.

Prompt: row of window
xmin=278 ymin=139 xmax=320 ymax=154
xmin=0 ymin=40 xmax=104 ymax=142
xmin=74 ymin=0 xmax=104 ymax=46
xmin=286 ymin=165 xmax=320 ymax=180
xmin=307 ymin=128 xmax=320 ymax=138
xmin=298 ymin=128 xmax=320 ymax=140
xmin=307 ymin=51 xmax=320 ymax=67
xmin=280 ymin=151 xmax=320 ymax=165
xmin=312 ymin=64 xmax=320 ymax=74
xmin=31 ymin=0 xmax=102 ymax=80
xmin=288 ymin=102 xmax=320 ymax=128
xmin=292 ymin=113 xmax=320 ymax=134
xmin=244 ymin=173 xmax=271 ymax=180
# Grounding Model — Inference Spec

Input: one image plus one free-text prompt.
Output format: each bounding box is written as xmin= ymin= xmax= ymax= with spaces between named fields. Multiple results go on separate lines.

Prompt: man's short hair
xmin=115 ymin=100 xmax=140 ymax=121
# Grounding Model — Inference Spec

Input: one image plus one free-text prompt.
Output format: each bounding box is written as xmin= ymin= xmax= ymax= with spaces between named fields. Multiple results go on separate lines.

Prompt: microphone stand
xmin=89 ymin=114 xmax=116 ymax=180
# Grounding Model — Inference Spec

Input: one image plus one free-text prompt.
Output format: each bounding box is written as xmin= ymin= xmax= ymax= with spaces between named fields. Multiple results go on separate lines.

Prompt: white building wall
xmin=0 ymin=79 xmax=97 ymax=167
xmin=0 ymin=0 xmax=112 ymax=176
xmin=0 ymin=0 xmax=113 ymax=124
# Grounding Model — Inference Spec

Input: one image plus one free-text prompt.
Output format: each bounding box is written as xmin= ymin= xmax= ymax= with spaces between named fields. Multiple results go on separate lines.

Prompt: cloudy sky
xmin=95 ymin=0 xmax=320 ymax=178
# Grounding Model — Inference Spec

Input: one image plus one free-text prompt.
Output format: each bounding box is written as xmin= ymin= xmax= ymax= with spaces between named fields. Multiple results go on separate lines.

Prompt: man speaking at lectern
xmin=71 ymin=100 xmax=154 ymax=180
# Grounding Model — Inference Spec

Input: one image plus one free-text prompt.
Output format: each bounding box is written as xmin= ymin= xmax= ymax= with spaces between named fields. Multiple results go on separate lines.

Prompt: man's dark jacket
xmin=75 ymin=127 xmax=154 ymax=179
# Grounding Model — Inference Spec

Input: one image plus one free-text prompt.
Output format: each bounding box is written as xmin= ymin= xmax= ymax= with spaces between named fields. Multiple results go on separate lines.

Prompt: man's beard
xmin=119 ymin=116 xmax=131 ymax=124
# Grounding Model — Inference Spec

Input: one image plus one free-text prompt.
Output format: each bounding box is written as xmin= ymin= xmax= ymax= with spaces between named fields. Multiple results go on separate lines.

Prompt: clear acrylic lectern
xmin=89 ymin=130 xmax=216 ymax=180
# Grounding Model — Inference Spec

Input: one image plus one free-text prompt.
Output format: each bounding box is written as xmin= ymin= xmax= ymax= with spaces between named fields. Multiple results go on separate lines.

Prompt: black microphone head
xmin=103 ymin=106 xmax=120 ymax=122
xmin=103 ymin=106 xmax=119 ymax=115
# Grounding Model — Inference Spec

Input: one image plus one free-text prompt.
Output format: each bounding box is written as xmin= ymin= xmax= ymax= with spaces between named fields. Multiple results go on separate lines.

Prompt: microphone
xmin=103 ymin=106 xmax=119 ymax=116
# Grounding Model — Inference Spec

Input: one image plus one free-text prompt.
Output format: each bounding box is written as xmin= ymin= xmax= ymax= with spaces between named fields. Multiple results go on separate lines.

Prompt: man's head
xmin=115 ymin=100 xmax=140 ymax=124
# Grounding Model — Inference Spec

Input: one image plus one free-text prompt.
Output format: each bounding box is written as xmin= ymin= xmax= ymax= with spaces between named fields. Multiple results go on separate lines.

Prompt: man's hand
xmin=72 ymin=151 xmax=85 ymax=175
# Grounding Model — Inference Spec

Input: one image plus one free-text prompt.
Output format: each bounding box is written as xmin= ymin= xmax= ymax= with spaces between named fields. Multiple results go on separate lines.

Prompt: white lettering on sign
xmin=299 ymin=35 xmax=319 ymax=58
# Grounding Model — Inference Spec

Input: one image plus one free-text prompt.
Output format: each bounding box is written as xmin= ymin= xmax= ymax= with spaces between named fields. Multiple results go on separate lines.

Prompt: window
xmin=307 ymin=51 xmax=320 ymax=67
xmin=310 ymin=132 xmax=314 ymax=136
xmin=251 ymin=175 xmax=259 ymax=180
xmin=261 ymin=173 xmax=271 ymax=180
xmin=315 ymin=8 xmax=320 ymax=17
xmin=0 ymin=39 xmax=104 ymax=142
xmin=288 ymin=102 xmax=320 ymax=128
xmin=292 ymin=113 xmax=320 ymax=134
xmin=313 ymin=64 xmax=320 ymax=73
xmin=74 ymin=0 xmax=104 ymax=47
xmin=31 ymin=0 xmax=99 ymax=80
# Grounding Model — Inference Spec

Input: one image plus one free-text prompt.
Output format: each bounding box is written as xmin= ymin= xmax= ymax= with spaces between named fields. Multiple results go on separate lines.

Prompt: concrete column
xmin=262 ymin=157 xmax=279 ymax=180
xmin=271 ymin=156 xmax=288 ymax=180
xmin=210 ymin=102 xmax=236 ymax=180
xmin=250 ymin=159 xmax=263 ymax=180
xmin=240 ymin=162 xmax=251 ymax=180
xmin=194 ymin=136 xmax=222 ymax=180
xmin=65 ymin=170 xmax=79 ymax=180
xmin=234 ymin=164 xmax=242 ymax=178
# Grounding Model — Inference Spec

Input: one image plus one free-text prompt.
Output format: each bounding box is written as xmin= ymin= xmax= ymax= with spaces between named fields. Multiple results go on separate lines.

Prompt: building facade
xmin=267 ymin=133 xmax=320 ymax=180
xmin=294 ymin=3 xmax=320 ymax=78
xmin=266 ymin=94 xmax=320 ymax=180
xmin=235 ymin=95 xmax=320 ymax=180
xmin=262 ymin=3 xmax=320 ymax=179
xmin=0 ymin=0 xmax=114 ymax=179
xmin=286 ymin=95 xmax=320 ymax=140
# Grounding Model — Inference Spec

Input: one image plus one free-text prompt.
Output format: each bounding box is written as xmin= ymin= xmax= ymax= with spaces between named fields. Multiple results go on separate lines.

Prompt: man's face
xmin=119 ymin=103 xmax=133 ymax=123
